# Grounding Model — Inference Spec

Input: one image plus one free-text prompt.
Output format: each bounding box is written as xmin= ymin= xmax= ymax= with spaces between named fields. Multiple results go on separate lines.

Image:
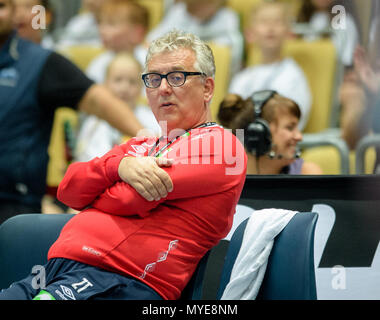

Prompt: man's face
xmin=145 ymin=48 xmax=214 ymax=135
xmin=13 ymin=0 xmax=47 ymax=43
xmin=0 ymin=0 xmax=14 ymax=38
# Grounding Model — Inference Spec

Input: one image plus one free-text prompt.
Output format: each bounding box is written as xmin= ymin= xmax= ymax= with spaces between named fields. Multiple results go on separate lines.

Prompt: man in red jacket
xmin=0 ymin=30 xmax=247 ymax=300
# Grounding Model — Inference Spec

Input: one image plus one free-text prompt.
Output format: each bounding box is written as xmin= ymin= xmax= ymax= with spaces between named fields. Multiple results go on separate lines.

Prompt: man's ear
xmin=203 ymin=77 xmax=215 ymax=104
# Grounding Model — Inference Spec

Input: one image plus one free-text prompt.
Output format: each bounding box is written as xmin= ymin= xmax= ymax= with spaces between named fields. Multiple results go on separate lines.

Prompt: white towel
xmin=221 ymin=208 xmax=297 ymax=300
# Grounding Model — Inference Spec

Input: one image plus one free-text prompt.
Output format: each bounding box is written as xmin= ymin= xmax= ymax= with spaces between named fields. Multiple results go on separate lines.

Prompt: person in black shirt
xmin=0 ymin=0 xmax=145 ymax=223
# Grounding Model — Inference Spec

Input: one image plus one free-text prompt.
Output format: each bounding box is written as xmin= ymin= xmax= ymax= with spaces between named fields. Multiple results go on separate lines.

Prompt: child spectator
xmin=56 ymin=0 xmax=105 ymax=48
xmin=146 ymin=0 xmax=243 ymax=75
xmin=75 ymin=52 xmax=160 ymax=162
xmin=229 ymin=1 xmax=311 ymax=130
xmin=86 ymin=0 xmax=149 ymax=84
xmin=218 ymin=91 xmax=322 ymax=174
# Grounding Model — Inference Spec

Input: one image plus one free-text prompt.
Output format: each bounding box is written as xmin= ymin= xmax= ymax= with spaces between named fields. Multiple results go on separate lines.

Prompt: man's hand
xmin=118 ymin=157 xmax=174 ymax=201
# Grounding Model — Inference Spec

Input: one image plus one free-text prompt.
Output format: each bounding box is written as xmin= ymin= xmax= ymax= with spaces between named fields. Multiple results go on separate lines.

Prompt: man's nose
xmin=158 ymin=78 xmax=172 ymax=94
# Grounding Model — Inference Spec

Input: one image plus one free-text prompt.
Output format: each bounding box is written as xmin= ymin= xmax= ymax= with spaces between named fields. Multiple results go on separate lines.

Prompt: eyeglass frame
xmin=141 ymin=71 xmax=207 ymax=88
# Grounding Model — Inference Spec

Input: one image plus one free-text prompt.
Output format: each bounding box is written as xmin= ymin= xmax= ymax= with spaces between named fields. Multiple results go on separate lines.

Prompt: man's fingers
xmin=155 ymin=157 xmax=174 ymax=167
xmin=118 ymin=156 xmax=173 ymax=201
xmin=154 ymin=168 xmax=173 ymax=194
xmin=133 ymin=181 xmax=158 ymax=202
xmin=146 ymin=172 xmax=169 ymax=200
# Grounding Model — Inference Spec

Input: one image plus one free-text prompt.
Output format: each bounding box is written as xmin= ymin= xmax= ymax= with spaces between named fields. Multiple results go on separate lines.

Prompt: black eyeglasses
xmin=141 ymin=71 xmax=206 ymax=88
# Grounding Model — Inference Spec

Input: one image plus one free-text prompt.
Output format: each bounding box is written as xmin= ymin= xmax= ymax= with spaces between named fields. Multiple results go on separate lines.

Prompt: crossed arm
xmin=57 ymin=134 xmax=245 ymax=216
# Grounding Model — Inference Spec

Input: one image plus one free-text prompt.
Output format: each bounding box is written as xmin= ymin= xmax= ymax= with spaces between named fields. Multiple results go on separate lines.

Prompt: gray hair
xmin=144 ymin=29 xmax=216 ymax=78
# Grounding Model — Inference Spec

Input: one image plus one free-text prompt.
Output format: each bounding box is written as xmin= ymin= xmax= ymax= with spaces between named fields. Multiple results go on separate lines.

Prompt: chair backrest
xmin=247 ymin=39 xmax=337 ymax=133
xmin=59 ymin=45 xmax=106 ymax=71
xmin=180 ymin=251 xmax=211 ymax=300
xmin=47 ymin=108 xmax=79 ymax=188
xmin=298 ymin=133 xmax=350 ymax=175
xmin=0 ymin=213 xmax=214 ymax=300
xmin=216 ymin=212 xmax=319 ymax=300
xmin=138 ymin=0 xmax=164 ymax=32
xmin=207 ymin=43 xmax=232 ymax=122
xmin=0 ymin=214 xmax=74 ymax=289
xmin=355 ymin=134 xmax=380 ymax=174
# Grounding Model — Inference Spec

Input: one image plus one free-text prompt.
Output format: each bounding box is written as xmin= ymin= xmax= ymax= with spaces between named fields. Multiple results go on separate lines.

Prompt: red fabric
xmin=48 ymin=126 xmax=247 ymax=300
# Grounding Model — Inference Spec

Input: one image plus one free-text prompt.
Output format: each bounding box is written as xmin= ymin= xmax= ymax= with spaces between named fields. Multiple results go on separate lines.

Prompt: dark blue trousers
xmin=0 ymin=258 xmax=162 ymax=300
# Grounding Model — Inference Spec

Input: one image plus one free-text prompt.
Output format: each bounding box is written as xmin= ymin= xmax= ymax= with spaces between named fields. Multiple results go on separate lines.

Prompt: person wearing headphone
xmin=218 ymin=90 xmax=323 ymax=174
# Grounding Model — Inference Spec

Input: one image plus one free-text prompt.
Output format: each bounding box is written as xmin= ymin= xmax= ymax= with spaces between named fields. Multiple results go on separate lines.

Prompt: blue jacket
xmin=0 ymin=32 xmax=53 ymax=205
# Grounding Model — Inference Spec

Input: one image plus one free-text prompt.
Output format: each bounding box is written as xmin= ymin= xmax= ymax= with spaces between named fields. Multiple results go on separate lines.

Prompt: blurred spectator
xmin=55 ymin=0 xmax=105 ymax=49
xmin=13 ymin=0 xmax=55 ymax=48
xmin=229 ymin=1 xmax=311 ymax=130
xmin=75 ymin=53 xmax=160 ymax=162
xmin=340 ymin=46 xmax=380 ymax=158
xmin=146 ymin=0 xmax=243 ymax=75
xmin=86 ymin=0 xmax=149 ymax=84
xmin=295 ymin=0 xmax=359 ymax=67
xmin=218 ymin=91 xmax=322 ymax=174
xmin=0 ymin=0 xmax=144 ymax=222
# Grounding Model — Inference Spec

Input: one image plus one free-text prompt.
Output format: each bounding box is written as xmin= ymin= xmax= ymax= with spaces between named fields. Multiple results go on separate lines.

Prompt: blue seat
xmin=216 ymin=212 xmax=318 ymax=300
xmin=0 ymin=213 xmax=74 ymax=289
xmin=0 ymin=213 xmax=212 ymax=300
xmin=0 ymin=212 xmax=318 ymax=300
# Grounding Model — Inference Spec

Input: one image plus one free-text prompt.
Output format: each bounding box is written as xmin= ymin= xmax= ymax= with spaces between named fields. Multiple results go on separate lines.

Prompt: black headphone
xmin=244 ymin=90 xmax=277 ymax=157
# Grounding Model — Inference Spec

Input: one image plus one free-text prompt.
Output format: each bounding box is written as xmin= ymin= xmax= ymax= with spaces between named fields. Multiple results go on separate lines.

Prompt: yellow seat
xmin=138 ymin=0 xmax=164 ymax=32
xmin=352 ymin=134 xmax=379 ymax=174
xmin=226 ymin=0 xmax=261 ymax=30
xmin=47 ymin=108 xmax=79 ymax=188
xmin=207 ymin=42 xmax=232 ymax=122
xmin=247 ymin=38 xmax=337 ymax=133
xmin=301 ymin=145 xmax=376 ymax=175
xmin=301 ymin=146 xmax=341 ymax=175
xmin=59 ymin=45 xmax=106 ymax=71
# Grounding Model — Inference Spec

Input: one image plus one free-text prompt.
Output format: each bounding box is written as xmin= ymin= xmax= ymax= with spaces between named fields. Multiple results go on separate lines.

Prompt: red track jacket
xmin=49 ymin=125 xmax=247 ymax=299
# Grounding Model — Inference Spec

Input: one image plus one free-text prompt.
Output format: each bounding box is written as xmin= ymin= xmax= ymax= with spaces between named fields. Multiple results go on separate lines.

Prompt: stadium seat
xmin=298 ymin=133 xmax=350 ymax=174
xmin=0 ymin=214 xmax=74 ymax=290
xmin=59 ymin=45 xmax=105 ymax=71
xmin=139 ymin=0 xmax=164 ymax=32
xmin=46 ymin=108 xmax=79 ymax=189
xmin=247 ymin=38 xmax=337 ymax=133
xmin=355 ymin=134 xmax=379 ymax=174
xmin=207 ymin=43 xmax=232 ymax=122
xmin=0 ymin=214 xmax=214 ymax=300
xmin=216 ymin=212 xmax=318 ymax=300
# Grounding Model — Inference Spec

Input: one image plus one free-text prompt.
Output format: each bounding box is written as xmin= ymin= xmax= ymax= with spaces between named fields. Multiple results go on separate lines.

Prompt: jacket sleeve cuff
xmin=105 ymin=154 xmax=124 ymax=183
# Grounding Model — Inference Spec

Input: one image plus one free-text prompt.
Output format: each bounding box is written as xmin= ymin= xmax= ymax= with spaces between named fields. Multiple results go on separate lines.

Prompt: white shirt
xmin=74 ymin=104 xmax=160 ymax=162
xmin=229 ymin=58 xmax=312 ymax=130
xmin=147 ymin=2 xmax=244 ymax=75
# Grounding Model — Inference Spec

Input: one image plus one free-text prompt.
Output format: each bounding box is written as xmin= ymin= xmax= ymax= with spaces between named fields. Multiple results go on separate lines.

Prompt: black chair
xmin=216 ymin=212 xmax=318 ymax=300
